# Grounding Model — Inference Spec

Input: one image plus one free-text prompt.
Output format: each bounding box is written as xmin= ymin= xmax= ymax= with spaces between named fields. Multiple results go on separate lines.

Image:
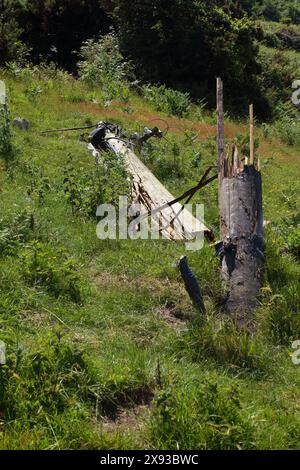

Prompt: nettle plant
xmin=0 ymin=101 xmax=14 ymax=165
xmin=63 ymin=153 xmax=131 ymax=218
xmin=0 ymin=209 xmax=35 ymax=257
xmin=24 ymin=161 xmax=52 ymax=204
xmin=21 ymin=241 xmax=84 ymax=304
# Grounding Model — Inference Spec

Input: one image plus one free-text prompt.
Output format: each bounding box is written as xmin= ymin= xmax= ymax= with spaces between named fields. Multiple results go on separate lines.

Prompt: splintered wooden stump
xmin=216 ymin=79 xmax=264 ymax=327
xmin=219 ymin=165 xmax=264 ymax=326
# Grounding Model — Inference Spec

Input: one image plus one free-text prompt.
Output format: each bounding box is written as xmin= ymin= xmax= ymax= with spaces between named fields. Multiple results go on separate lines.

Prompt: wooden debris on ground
xmin=91 ymin=129 xmax=211 ymax=241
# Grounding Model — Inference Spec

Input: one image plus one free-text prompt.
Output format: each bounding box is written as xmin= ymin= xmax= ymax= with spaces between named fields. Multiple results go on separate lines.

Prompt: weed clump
xmin=0 ymin=332 xmax=104 ymax=449
xmin=0 ymin=210 xmax=35 ymax=257
xmin=63 ymin=153 xmax=131 ymax=218
xmin=262 ymin=234 xmax=300 ymax=344
xmin=0 ymin=101 xmax=16 ymax=167
xmin=150 ymin=376 xmax=254 ymax=449
xmin=179 ymin=314 xmax=275 ymax=377
xmin=21 ymin=242 xmax=84 ymax=304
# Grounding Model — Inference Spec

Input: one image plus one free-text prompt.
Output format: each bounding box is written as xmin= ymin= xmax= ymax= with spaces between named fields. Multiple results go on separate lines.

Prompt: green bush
xmin=277 ymin=27 xmax=300 ymax=51
xmin=25 ymin=82 xmax=43 ymax=104
xmin=0 ymin=332 xmax=88 ymax=420
xmin=257 ymin=48 xmax=295 ymax=120
xmin=0 ymin=2 xmax=29 ymax=66
xmin=0 ymin=331 xmax=105 ymax=449
xmin=142 ymin=139 xmax=184 ymax=182
xmin=275 ymin=117 xmax=299 ymax=146
xmin=5 ymin=62 xmax=71 ymax=84
xmin=150 ymin=376 xmax=254 ymax=450
xmin=286 ymin=225 xmax=300 ymax=259
xmin=143 ymin=84 xmax=191 ymax=118
xmin=78 ymin=32 xmax=131 ymax=102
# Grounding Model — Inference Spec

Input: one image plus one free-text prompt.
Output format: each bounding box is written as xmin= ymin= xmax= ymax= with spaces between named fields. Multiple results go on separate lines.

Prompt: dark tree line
xmin=110 ymin=0 xmax=266 ymax=114
xmin=0 ymin=0 xmax=111 ymax=69
xmin=1 ymin=0 xmax=297 ymax=118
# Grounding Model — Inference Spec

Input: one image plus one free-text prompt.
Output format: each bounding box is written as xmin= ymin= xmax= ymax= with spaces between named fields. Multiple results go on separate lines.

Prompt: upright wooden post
xmin=217 ymin=78 xmax=225 ymax=177
xmin=0 ymin=81 xmax=6 ymax=105
xmin=249 ymin=104 xmax=254 ymax=165
xmin=217 ymin=82 xmax=264 ymax=328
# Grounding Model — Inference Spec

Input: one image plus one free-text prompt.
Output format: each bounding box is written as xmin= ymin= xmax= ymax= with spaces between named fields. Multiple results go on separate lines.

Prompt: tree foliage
xmin=0 ymin=0 xmax=29 ymax=65
xmin=1 ymin=0 xmax=299 ymax=118
xmin=111 ymin=0 xmax=266 ymax=114
xmin=0 ymin=0 xmax=111 ymax=69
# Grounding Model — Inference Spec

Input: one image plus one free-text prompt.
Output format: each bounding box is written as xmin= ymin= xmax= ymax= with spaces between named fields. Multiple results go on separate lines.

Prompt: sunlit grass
xmin=0 ymin=66 xmax=299 ymax=449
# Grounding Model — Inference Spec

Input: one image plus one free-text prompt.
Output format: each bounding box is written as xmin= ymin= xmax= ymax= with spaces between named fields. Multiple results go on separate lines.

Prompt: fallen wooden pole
xmin=92 ymin=129 xmax=212 ymax=241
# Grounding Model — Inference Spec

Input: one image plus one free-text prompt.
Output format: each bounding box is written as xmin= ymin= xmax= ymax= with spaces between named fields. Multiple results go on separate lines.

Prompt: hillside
xmin=0 ymin=65 xmax=299 ymax=450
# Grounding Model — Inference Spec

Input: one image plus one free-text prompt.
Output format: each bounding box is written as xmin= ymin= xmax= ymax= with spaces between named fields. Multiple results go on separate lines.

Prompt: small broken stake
xmin=179 ymin=256 xmax=205 ymax=313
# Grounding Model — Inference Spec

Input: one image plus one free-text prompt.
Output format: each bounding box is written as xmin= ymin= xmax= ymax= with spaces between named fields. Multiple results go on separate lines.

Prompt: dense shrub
xmin=263 ymin=229 xmax=300 ymax=344
xmin=112 ymin=1 xmax=266 ymax=114
xmin=78 ymin=32 xmax=132 ymax=102
xmin=0 ymin=332 xmax=89 ymax=420
xmin=178 ymin=315 xmax=274 ymax=376
xmin=257 ymin=48 xmax=295 ymax=120
xmin=78 ymin=32 xmax=129 ymax=85
xmin=245 ymin=0 xmax=300 ymax=24
xmin=277 ymin=27 xmax=300 ymax=51
xmin=0 ymin=1 xmax=29 ymax=66
xmin=143 ymin=84 xmax=191 ymax=118
xmin=14 ymin=0 xmax=111 ymax=70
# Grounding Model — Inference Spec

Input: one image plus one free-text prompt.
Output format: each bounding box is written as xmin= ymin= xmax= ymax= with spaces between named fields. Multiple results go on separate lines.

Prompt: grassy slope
xmin=0 ymin=69 xmax=299 ymax=449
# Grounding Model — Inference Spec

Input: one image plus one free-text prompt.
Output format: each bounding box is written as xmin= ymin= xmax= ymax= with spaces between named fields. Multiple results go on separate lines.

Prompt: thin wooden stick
xmin=233 ymin=145 xmax=239 ymax=175
xmin=249 ymin=104 xmax=254 ymax=165
xmin=217 ymin=78 xmax=225 ymax=176
xmin=0 ymin=80 xmax=6 ymax=105
xmin=42 ymin=307 xmax=73 ymax=330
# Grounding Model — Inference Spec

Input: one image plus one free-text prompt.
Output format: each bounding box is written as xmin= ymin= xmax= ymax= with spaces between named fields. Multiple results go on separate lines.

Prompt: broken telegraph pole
xmin=217 ymin=78 xmax=264 ymax=327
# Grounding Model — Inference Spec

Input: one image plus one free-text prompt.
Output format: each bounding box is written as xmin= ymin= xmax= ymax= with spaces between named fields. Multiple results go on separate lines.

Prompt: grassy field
xmin=0 ymin=65 xmax=299 ymax=450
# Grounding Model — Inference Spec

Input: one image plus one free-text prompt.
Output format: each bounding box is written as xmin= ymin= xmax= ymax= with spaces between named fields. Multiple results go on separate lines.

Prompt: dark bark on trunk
xmin=217 ymin=80 xmax=264 ymax=327
xmin=219 ymin=166 xmax=264 ymax=327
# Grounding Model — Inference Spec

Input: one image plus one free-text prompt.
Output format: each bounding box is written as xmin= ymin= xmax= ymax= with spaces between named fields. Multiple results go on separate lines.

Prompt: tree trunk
xmin=219 ymin=166 xmax=264 ymax=326
xmin=217 ymin=79 xmax=264 ymax=327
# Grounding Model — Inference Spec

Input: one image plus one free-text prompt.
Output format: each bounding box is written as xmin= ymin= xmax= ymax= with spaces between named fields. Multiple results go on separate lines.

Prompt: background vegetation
xmin=1 ymin=0 xmax=300 ymax=119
